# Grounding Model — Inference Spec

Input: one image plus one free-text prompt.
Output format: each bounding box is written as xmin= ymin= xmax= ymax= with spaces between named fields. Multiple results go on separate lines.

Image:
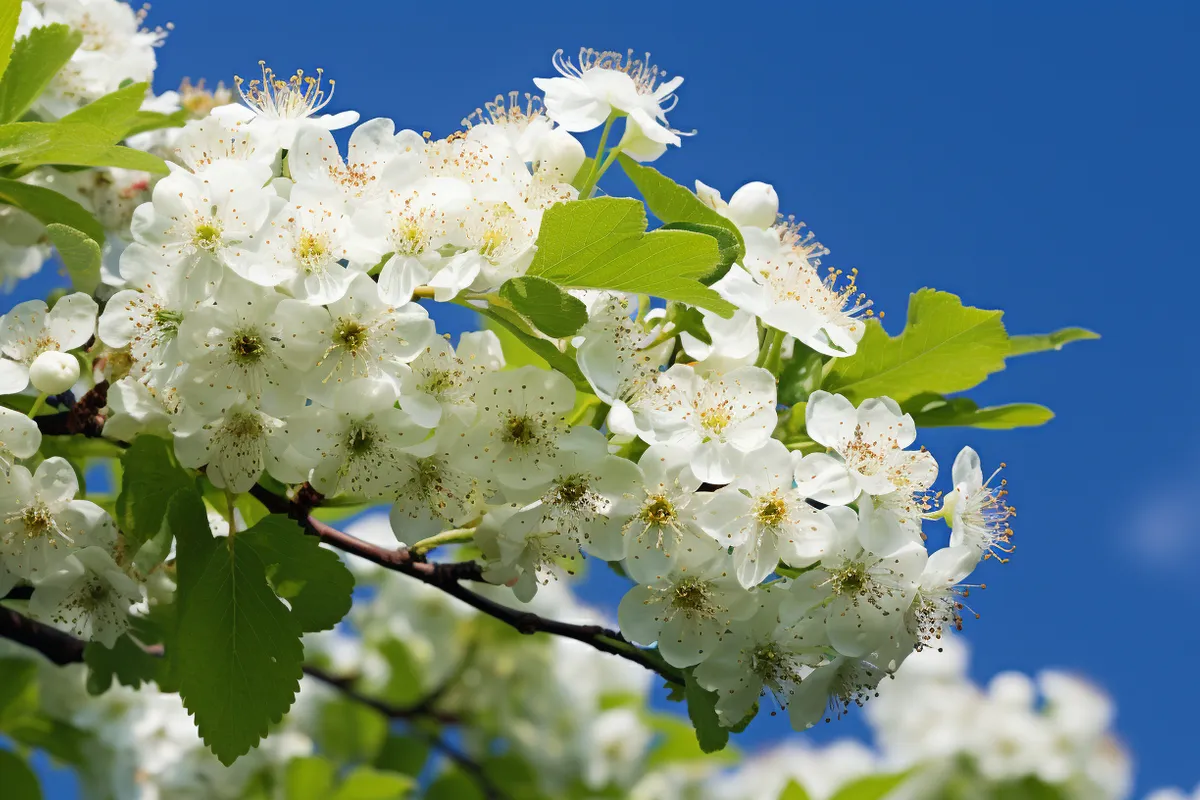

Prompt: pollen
xmin=235 ymin=61 xmax=336 ymax=121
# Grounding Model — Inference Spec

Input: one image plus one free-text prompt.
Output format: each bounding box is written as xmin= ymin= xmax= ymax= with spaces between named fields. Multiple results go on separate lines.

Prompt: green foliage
xmin=115 ymin=436 xmax=196 ymax=553
xmin=824 ymin=289 xmax=1009 ymax=404
xmin=778 ymin=781 xmax=813 ymax=800
xmin=683 ymin=670 xmax=729 ymax=753
xmin=0 ymin=119 xmax=167 ymax=173
xmin=374 ymin=734 xmax=431 ymax=777
xmin=778 ymin=346 xmax=826 ymax=405
xmin=476 ymin=304 xmax=592 ymax=392
xmin=240 ymin=514 xmax=356 ymax=633
xmin=0 ymin=657 xmax=38 ymax=724
xmin=83 ymin=635 xmax=160 ymax=695
xmin=332 ymin=767 xmax=414 ymax=799
xmin=1007 ymin=326 xmax=1099 ymax=357
xmin=0 ymin=658 xmax=89 ymax=765
xmin=122 ymin=108 xmax=189 ymax=138
xmin=0 ymin=749 xmax=41 ymax=800
xmin=498 ymin=275 xmax=589 ymax=338
xmin=0 ymin=24 xmax=82 ymax=124
xmin=45 ymin=222 xmax=100 ymax=293
xmin=317 ymin=698 xmax=388 ymax=763
xmin=527 ymin=197 xmax=734 ymax=316
xmin=0 ymin=0 xmax=21 ymax=82
xmin=643 ymin=712 xmax=738 ymax=770
xmin=58 ymin=80 xmax=150 ymax=140
xmin=828 ymin=771 xmax=912 ymax=800
xmin=426 ymin=769 xmax=484 ymax=800
xmin=990 ymin=778 xmax=1070 ymax=800
xmin=902 ymin=392 xmax=1054 ymax=430
xmin=378 ymin=639 xmax=424 ymax=707
xmin=658 ymin=220 xmax=740 ymax=284
xmin=285 ymin=757 xmax=337 ymax=800
xmin=0 ymin=176 xmax=104 ymax=241
xmin=174 ymin=491 xmax=305 ymax=765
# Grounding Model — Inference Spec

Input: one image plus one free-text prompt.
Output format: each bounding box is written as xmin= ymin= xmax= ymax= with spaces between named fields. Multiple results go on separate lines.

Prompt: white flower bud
xmin=29 ymin=351 xmax=80 ymax=395
xmin=537 ymin=127 xmax=587 ymax=181
xmin=727 ymin=181 xmax=779 ymax=229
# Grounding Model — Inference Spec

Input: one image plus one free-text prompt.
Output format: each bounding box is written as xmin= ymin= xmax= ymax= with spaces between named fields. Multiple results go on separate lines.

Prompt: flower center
xmin=225 ymin=412 xmax=264 ymax=439
xmin=502 ymin=414 xmax=538 ymax=446
xmin=235 ymin=62 xmax=335 ymax=120
xmin=346 ymin=422 xmax=377 ymax=457
xmin=294 ymin=230 xmax=332 ymax=271
xmin=639 ymin=494 xmax=676 ymax=526
xmin=152 ymin=308 xmax=184 ymax=338
xmin=192 ymin=221 xmax=223 ymax=251
xmin=229 ymin=329 xmax=267 ymax=365
xmin=551 ymin=474 xmax=592 ymax=507
xmin=333 ymin=318 xmax=370 ymax=355
xmin=671 ymin=577 xmax=719 ymax=619
xmin=830 ymin=562 xmax=870 ymax=596
xmin=699 ymin=403 xmax=732 ymax=435
xmin=21 ymin=503 xmax=54 ymax=539
xmin=754 ymin=494 xmax=790 ymax=528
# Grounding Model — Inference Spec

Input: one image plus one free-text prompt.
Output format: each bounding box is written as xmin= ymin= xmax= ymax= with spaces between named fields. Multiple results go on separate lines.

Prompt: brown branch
xmin=35 ymin=380 xmax=109 ymax=438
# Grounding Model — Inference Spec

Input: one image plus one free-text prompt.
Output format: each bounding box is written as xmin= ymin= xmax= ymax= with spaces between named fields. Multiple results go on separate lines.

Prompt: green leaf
xmin=476 ymin=304 xmax=592 ymax=393
xmin=45 ymin=223 xmax=100 ymax=293
xmin=285 ymin=756 xmax=337 ymax=800
xmin=824 ymin=289 xmax=1009 ymax=404
xmin=1007 ymin=326 xmax=1099 ymax=357
xmin=0 ymin=657 xmax=38 ymax=725
xmin=0 ymin=24 xmax=82 ymax=124
xmin=175 ymin=491 xmax=305 ymax=765
xmin=0 ymin=120 xmax=168 ymax=173
xmin=60 ymin=81 xmax=149 ymax=140
xmin=332 ymin=767 xmax=414 ymax=800
xmin=643 ymin=712 xmax=738 ymax=769
xmin=123 ymin=108 xmax=188 ymax=138
xmin=482 ymin=754 xmax=543 ymax=800
xmin=115 ymin=436 xmax=196 ymax=552
xmin=378 ymin=639 xmax=424 ymax=707
xmin=317 ymin=698 xmax=388 ymax=763
xmin=828 ymin=772 xmax=911 ymax=800
xmin=0 ymin=176 xmax=104 ymax=241
xmin=240 ymin=514 xmax=355 ymax=633
xmin=617 ymin=154 xmax=745 ymax=258
xmin=498 ymin=276 xmax=588 ymax=338
xmin=570 ymin=156 xmax=595 ymax=191
xmin=374 ymin=734 xmax=431 ymax=777
xmin=778 ymin=346 xmax=826 ymax=406
xmin=659 ymin=220 xmax=739 ymax=284
xmin=83 ymin=634 xmax=160 ymax=695
xmin=0 ymin=750 xmax=41 ymax=800
xmin=683 ymin=671 xmax=728 ymax=753
xmin=426 ymin=770 xmax=484 ymax=800
xmin=990 ymin=778 xmax=1070 ymax=800
xmin=901 ymin=392 xmax=1054 ymax=430
xmin=3 ymin=715 xmax=89 ymax=765
xmin=668 ymin=302 xmax=712 ymax=346
xmin=0 ymin=0 xmax=21 ymax=84
xmin=779 ymin=781 xmax=813 ymax=800
xmin=527 ymin=197 xmax=734 ymax=316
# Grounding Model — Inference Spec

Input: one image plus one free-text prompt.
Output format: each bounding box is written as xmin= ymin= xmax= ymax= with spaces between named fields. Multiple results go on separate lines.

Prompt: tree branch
xmin=34 ymin=380 xmax=109 ymax=438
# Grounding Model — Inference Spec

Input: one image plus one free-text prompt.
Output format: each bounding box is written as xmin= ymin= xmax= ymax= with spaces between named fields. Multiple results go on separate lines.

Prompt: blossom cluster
xmin=0 ymin=25 xmax=1031 ymax=735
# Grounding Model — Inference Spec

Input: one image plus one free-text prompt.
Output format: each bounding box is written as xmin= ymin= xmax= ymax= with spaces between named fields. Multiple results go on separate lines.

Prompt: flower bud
xmin=727 ymin=181 xmax=779 ymax=229
xmin=29 ymin=351 xmax=80 ymax=395
xmin=537 ymin=127 xmax=587 ymax=182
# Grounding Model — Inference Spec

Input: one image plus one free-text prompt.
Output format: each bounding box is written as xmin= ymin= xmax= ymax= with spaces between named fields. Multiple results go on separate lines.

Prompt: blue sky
xmin=15 ymin=0 xmax=1200 ymax=795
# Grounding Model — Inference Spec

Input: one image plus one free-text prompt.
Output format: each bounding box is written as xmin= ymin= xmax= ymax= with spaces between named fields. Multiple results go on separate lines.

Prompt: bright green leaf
xmin=3 ymin=715 xmax=89 ymax=765
xmin=499 ymin=275 xmax=589 ymax=338
xmin=0 ymin=120 xmax=168 ymax=173
xmin=0 ymin=176 xmax=104 ymax=241
xmin=669 ymin=302 xmax=712 ymax=346
xmin=240 ymin=514 xmax=355 ymax=633
xmin=426 ymin=770 xmax=484 ymax=800
xmin=374 ymin=734 xmax=431 ymax=777
xmin=659 ymin=220 xmax=739 ymax=284
xmin=901 ymin=392 xmax=1054 ymax=430
xmin=0 ymin=24 xmax=82 ymax=124
xmin=317 ymin=698 xmax=388 ymax=763
xmin=332 ymin=767 xmax=414 ymax=800
xmin=378 ymin=639 xmax=424 ymax=707
xmin=476 ymin=304 xmax=592 ymax=392
xmin=45 ymin=223 xmax=100 ymax=293
xmin=285 ymin=756 xmax=337 ymax=800
xmin=0 ymin=749 xmax=41 ymax=800
xmin=828 ymin=771 xmax=911 ymax=800
xmin=60 ymin=81 xmax=149 ymax=140
xmin=83 ymin=635 xmax=160 ymax=695
xmin=175 ymin=491 xmax=305 ymax=765
xmin=824 ymin=289 xmax=1009 ymax=404
xmin=122 ymin=108 xmax=189 ymax=138
xmin=644 ymin=712 xmax=738 ymax=769
xmin=527 ymin=197 xmax=734 ymax=316
xmin=0 ymin=657 xmax=38 ymax=725
xmin=1007 ymin=326 xmax=1099 ymax=357
xmin=0 ymin=0 xmax=21 ymax=83
xmin=115 ymin=436 xmax=196 ymax=552
xmin=779 ymin=780 xmax=813 ymax=800
xmin=683 ymin=671 xmax=729 ymax=753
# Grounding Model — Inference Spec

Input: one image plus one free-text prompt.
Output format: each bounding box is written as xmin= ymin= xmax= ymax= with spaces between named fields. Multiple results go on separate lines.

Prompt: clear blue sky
xmin=20 ymin=1 xmax=1200 ymax=795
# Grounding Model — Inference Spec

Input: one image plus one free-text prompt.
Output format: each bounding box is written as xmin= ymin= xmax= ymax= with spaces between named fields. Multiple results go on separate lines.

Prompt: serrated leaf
xmin=0 ymin=750 xmax=41 ymax=800
xmin=527 ymin=197 xmax=734 ymax=316
xmin=617 ymin=155 xmax=745 ymax=258
xmin=0 ymin=1 xmax=21 ymax=84
xmin=828 ymin=772 xmax=911 ymax=800
xmin=0 ymin=24 xmax=82 ymax=124
xmin=779 ymin=781 xmax=813 ymax=800
xmin=83 ymin=635 xmax=160 ymax=695
xmin=0 ymin=176 xmax=104 ymax=241
xmin=683 ymin=671 xmax=729 ymax=753
xmin=1007 ymin=326 xmax=1099 ymax=357
xmin=824 ymin=289 xmax=1009 ymax=404
xmin=499 ymin=276 xmax=588 ymax=338
xmin=477 ymin=304 xmax=592 ymax=392
xmin=240 ymin=515 xmax=355 ymax=633
xmin=175 ymin=491 xmax=304 ymax=765
xmin=901 ymin=392 xmax=1054 ymax=429
xmin=659 ymin=221 xmax=739 ymax=284
xmin=115 ymin=436 xmax=196 ymax=552
xmin=332 ymin=767 xmax=414 ymax=800
xmin=45 ymin=223 xmax=100 ymax=293
xmin=286 ymin=756 xmax=337 ymax=800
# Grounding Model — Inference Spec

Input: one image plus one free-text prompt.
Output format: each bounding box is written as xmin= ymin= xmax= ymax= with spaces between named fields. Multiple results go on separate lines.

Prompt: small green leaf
xmin=669 ymin=303 xmax=712 ymax=346
xmin=527 ymin=197 xmax=734 ymax=316
xmin=0 ymin=176 xmax=104 ymax=241
xmin=643 ymin=712 xmax=738 ymax=769
xmin=0 ymin=750 xmax=41 ymax=800
xmin=60 ymin=81 xmax=149 ymax=140
xmin=779 ymin=781 xmax=813 ymax=800
xmin=240 ymin=514 xmax=355 ymax=633
xmin=570 ymin=156 xmax=595 ymax=191
xmin=426 ymin=770 xmax=484 ymax=800
xmin=0 ymin=657 xmax=38 ymax=724
xmin=123 ymin=108 xmax=189 ymax=138
xmin=901 ymin=392 xmax=1054 ymax=429
xmin=317 ymin=698 xmax=388 ymax=763
xmin=175 ymin=491 xmax=305 ymax=765
xmin=499 ymin=276 xmax=588 ymax=338
xmin=659 ymin=220 xmax=739 ymax=284
xmin=684 ymin=671 xmax=729 ymax=753
xmin=83 ymin=635 xmax=160 ymax=695
xmin=115 ymin=436 xmax=196 ymax=552
xmin=0 ymin=120 xmax=168 ymax=173
xmin=45 ymin=223 xmax=100 ymax=293
xmin=374 ymin=734 xmax=431 ymax=777
xmin=477 ymin=304 xmax=592 ymax=392
xmin=1007 ymin=326 xmax=1099 ymax=357
xmin=824 ymin=289 xmax=1009 ymax=404
xmin=0 ymin=24 xmax=83 ymax=124
xmin=778 ymin=346 xmax=826 ymax=406
xmin=3 ymin=715 xmax=89 ymax=765
xmin=828 ymin=771 xmax=911 ymax=800
xmin=0 ymin=0 xmax=22 ymax=84
xmin=285 ymin=756 xmax=337 ymax=800
xmin=378 ymin=639 xmax=424 ymax=707
xmin=332 ymin=767 xmax=414 ymax=800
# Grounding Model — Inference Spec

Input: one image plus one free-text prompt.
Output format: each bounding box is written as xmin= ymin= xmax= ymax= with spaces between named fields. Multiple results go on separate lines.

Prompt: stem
xmin=635 ymin=294 xmax=650 ymax=323
xmin=412 ymin=286 xmax=436 ymax=299
xmin=763 ymin=329 xmax=787 ymax=374
xmin=26 ymin=393 xmax=47 ymax=418
xmin=638 ymin=326 xmax=678 ymax=353
xmin=578 ymin=112 xmax=622 ymax=197
xmin=411 ymin=527 xmax=476 ymax=556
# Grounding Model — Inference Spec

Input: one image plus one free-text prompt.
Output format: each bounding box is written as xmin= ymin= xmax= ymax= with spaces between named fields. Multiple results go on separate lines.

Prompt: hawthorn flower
xmin=805 ymin=390 xmax=937 ymax=501
xmin=0 ymin=406 xmax=40 ymax=472
xmin=462 ymin=91 xmax=587 ymax=183
xmin=677 ymin=308 xmax=761 ymax=375
xmin=287 ymin=378 xmax=427 ymax=499
xmin=171 ymin=115 xmax=273 ymax=174
xmin=28 ymin=546 xmax=141 ymax=648
xmin=534 ymin=49 xmax=684 ymax=151
xmin=906 ymin=544 xmax=980 ymax=648
xmin=575 ymin=294 xmax=663 ymax=435
xmin=387 ymin=420 xmax=489 ymax=541
xmin=128 ymin=161 xmax=277 ymax=301
xmin=370 ymin=191 xmax=453 ymax=305
xmin=216 ymin=62 xmax=359 ymax=151
xmin=398 ymin=331 xmax=504 ymax=428
xmin=458 ymin=365 xmax=575 ymax=491
xmin=174 ymin=276 xmax=328 ymax=416
xmin=617 ymin=545 xmax=758 ymax=668
xmin=0 ymin=294 xmax=97 ymax=395
xmin=99 ymin=250 xmax=191 ymax=387
xmin=784 ymin=654 xmax=892 ymax=730
xmin=0 ymin=458 xmax=116 ymax=580
xmin=290 ymin=118 xmax=423 ymax=204
xmin=172 ymin=401 xmax=306 ymax=493
xmin=478 ymin=503 xmax=578 ymax=602
xmin=700 ymin=440 xmax=844 ymax=588
xmin=102 ymin=376 xmax=174 ymax=443
xmin=641 ymin=364 xmax=778 ymax=484
xmin=459 ymin=200 xmax=538 ymax=289
xmin=943 ymin=446 xmax=1015 ymax=563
